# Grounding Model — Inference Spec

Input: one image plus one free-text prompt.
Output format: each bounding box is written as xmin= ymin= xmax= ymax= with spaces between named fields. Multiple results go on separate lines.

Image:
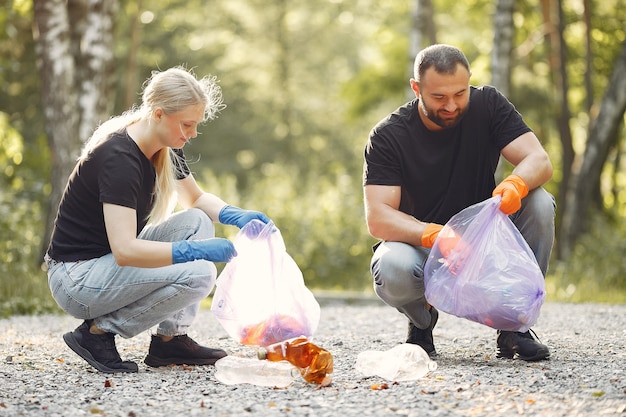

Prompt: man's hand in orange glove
xmin=422 ymin=223 xmax=467 ymax=275
xmin=492 ymin=174 xmax=529 ymax=215
xmin=422 ymin=223 xmax=462 ymax=257
xmin=421 ymin=223 xmax=444 ymax=248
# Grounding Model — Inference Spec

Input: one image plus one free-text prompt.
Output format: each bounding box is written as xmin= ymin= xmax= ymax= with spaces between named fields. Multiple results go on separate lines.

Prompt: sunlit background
xmin=1 ymin=0 xmax=625 ymax=316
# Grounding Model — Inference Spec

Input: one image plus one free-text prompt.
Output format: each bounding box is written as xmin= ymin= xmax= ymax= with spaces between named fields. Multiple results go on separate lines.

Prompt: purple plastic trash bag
xmin=424 ymin=196 xmax=545 ymax=332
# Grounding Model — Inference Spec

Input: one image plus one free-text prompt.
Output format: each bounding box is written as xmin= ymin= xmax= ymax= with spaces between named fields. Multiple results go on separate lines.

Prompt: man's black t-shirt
xmin=363 ymin=85 xmax=531 ymax=225
xmin=47 ymin=130 xmax=190 ymax=262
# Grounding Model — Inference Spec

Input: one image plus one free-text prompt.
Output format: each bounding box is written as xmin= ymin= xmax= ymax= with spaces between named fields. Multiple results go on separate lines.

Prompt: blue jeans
xmin=46 ymin=208 xmax=217 ymax=338
xmin=370 ymin=188 xmax=556 ymax=329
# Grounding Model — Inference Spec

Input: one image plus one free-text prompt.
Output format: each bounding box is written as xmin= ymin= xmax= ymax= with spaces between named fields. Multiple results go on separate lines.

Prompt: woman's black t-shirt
xmin=47 ymin=130 xmax=190 ymax=262
xmin=363 ymin=85 xmax=531 ymax=225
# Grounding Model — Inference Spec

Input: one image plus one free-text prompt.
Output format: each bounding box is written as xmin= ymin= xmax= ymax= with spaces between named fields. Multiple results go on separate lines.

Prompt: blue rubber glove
xmin=172 ymin=239 xmax=237 ymax=264
xmin=218 ymin=205 xmax=270 ymax=229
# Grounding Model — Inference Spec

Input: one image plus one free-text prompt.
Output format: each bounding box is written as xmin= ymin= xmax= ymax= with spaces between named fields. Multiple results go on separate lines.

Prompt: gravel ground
xmin=1 ymin=299 xmax=624 ymax=417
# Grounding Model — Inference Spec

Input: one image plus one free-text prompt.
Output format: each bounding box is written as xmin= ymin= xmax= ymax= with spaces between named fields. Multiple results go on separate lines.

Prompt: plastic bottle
xmin=214 ymin=356 xmax=299 ymax=387
xmin=355 ymin=343 xmax=437 ymax=381
xmin=258 ymin=336 xmax=333 ymax=386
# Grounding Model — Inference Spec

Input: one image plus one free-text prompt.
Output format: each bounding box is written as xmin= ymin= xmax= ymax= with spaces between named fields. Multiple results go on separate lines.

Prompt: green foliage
xmin=1 ymin=0 xmax=625 ymax=317
xmin=0 ymin=113 xmax=58 ymax=318
xmin=547 ymin=211 xmax=626 ymax=303
xmin=195 ymin=158 xmax=377 ymax=292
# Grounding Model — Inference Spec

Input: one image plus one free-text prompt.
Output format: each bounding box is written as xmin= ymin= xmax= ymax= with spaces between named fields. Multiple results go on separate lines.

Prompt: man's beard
xmin=419 ymin=97 xmax=469 ymax=129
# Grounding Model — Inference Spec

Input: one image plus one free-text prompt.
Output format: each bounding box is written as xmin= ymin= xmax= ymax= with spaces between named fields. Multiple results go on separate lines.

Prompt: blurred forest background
xmin=1 ymin=0 xmax=625 ymax=317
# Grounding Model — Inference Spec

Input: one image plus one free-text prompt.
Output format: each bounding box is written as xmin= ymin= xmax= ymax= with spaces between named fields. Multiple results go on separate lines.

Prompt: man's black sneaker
xmin=63 ymin=321 xmax=138 ymax=373
xmin=144 ymin=334 xmax=227 ymax=367
xmin=496 ymin=329 xmax=550 ymax=361
xmin=406 ymin=306 xmax=439 ymax=357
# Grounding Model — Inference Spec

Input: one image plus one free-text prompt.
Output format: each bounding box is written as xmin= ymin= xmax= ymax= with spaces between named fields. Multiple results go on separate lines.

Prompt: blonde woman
xmin=45 ymin=67 xmax=270 ymax=373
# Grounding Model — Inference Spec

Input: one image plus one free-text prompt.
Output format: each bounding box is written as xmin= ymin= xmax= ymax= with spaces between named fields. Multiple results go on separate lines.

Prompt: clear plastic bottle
xmin=355 ymin=343 xmax=437 ymax=381
xmin=258 ymin=336 xmax=333 ymax=386
xmin=214 ymin=356 xmax=299 ymax=387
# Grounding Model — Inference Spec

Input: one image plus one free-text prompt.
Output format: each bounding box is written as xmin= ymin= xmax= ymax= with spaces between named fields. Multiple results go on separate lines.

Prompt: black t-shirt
xmin=363 ymin=85 xmax=531 ymax=224
xmin=47 ymin=130 xmax=190 ymax=262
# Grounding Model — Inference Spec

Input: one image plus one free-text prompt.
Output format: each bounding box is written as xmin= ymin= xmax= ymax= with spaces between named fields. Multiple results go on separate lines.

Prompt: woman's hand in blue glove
xmin=172 ymin=239 xmax=237 ymax=264
xmin=218 ymin=205 xmax=270 ymax=229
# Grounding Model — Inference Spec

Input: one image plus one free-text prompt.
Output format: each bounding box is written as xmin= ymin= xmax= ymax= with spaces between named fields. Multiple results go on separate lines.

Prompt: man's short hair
xmin=414 ymin=44 xmax=470 ymax=82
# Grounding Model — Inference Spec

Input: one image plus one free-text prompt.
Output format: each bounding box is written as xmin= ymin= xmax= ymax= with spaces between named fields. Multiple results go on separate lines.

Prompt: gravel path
xmin=1 ymin=300 xmax=624 ymax=417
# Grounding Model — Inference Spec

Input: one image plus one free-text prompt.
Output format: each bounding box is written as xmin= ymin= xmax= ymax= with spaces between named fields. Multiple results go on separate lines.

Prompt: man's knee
xmin=372 ymin=243 xmax=417 ymax=282
xmin=524 ymin=188 xmax=556 ymax=222
xmin=371 ymin=242 xmax=427 ymax=305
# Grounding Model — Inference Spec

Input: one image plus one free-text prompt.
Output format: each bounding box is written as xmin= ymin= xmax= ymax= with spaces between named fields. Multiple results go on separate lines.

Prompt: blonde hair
xmin=79 ymin=66 xmax=224 ymax=224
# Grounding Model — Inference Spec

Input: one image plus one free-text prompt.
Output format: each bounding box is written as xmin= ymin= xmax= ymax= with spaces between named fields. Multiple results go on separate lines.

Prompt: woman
xmin=44 ymin=66 xmax=270 ymax=373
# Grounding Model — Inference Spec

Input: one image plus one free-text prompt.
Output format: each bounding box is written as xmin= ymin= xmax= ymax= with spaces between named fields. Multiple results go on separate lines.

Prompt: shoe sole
xmin=63 ymin=332 xmax=138 ymax=373
xmin=496 ymin=347 xmax=550 ymax=361
xmin=144 ymin=354 xmax=223 ymax=367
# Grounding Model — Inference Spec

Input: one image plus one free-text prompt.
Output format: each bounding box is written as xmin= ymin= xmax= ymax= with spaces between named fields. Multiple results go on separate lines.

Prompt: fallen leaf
xmin=370 ymin=383 xmax=389 ymax=390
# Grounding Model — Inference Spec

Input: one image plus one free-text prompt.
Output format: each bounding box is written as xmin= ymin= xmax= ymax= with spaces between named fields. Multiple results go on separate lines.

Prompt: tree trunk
xmin=408 ymin=0 xmax=436 ymax=98
xmin=490 ymin=0 xmax=514 ymax=98
xmin=583 ymin=0 xmax=593 ymax=113
xmin=553 ymin=0 xmax=575 ymax=259
xmin=33 ymin=0 xmax=117 ymax=262
xmin=124 ymin=0 xmax=143 ymax=109
xmin=490 ymin=0 xmax=515 ymax=182
xmin=559 ymin=40 xmax=626 ymax=258
xmin=70 ymin=0 xmax=118 ymax=140
xmin=33 ymin=0 xmax=81 ymax=262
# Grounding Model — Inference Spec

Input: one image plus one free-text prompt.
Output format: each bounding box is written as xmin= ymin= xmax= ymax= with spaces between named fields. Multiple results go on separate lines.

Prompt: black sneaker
xmin=63 ymin=321 xmax=138 ymax=373
xmin=496 ymin=329 xmax=550 ymax=361
xmin=406 ymin=306 xmax=439 ymax=357
xmin=144 ymin=334 xmax=227 ymax=367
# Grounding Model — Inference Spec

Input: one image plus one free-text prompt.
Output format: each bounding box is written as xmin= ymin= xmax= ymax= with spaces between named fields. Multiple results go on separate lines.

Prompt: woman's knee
xmin=174 ymin=208 xmax=215 ymax=240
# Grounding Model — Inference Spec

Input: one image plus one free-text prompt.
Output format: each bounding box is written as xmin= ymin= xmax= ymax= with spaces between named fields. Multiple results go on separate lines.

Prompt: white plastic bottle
xmin=214 ymin=356 xmax=299 ymax=387
xmin=355 ymin=343 xmax=437 ymax=381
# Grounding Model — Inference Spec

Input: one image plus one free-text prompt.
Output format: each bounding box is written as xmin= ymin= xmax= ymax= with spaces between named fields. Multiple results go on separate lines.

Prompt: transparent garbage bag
xmin=211 ymin=220 xmax=320 ymax=346
xmin=424 ymin=196 xmax=545 ymax=332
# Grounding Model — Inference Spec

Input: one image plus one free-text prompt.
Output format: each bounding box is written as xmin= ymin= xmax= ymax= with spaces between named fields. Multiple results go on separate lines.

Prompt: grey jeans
xmin=46 ymin=208 xmax=217 ymax=338
xmin=370 ymin=188 xmax=556 ymax=329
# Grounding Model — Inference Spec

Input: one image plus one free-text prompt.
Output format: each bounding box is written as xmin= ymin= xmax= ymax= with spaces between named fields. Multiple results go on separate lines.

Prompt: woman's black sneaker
xmin=144 ymin=334 xmax=227 ymax=367
xmin=63 ymin=321 xmax=138 ymax=373
xmin=496 ymin=329 xmax=550 ymax=361
xmin=406 ymin=306 xmax=439 ymax=357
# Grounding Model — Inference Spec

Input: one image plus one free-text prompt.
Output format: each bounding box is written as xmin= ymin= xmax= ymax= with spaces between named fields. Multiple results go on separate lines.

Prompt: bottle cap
xmin=257 ymin=348 xmax=268 ymax=360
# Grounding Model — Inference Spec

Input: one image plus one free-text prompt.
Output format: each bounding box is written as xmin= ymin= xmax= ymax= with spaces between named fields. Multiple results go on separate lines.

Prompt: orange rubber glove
xmin=492 ymin=174 xmax=529 ymax=215
xmin=421 ymin=223 xmax=444 ymax=248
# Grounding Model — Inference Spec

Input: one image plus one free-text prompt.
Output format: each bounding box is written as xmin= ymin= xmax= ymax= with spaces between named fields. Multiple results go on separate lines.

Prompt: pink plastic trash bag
xmin=211 ymin=220 xmax=320 ymax=346
xmin=424 ymin=196 xmax=545 ymax=332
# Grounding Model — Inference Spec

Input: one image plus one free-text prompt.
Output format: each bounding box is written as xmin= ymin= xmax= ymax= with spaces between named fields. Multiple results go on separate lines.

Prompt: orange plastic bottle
xmin=258 ymin=336 xmax=333 ymax=386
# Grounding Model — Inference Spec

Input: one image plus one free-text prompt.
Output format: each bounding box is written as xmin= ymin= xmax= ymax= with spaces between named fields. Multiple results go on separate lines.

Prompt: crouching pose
xmin=45 ymin=67 xmax=269 ymax=373
xmin=363 ymin=45 xmax=555 ymax=361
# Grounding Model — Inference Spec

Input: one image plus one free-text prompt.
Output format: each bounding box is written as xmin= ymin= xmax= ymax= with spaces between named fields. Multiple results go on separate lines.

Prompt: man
xmin=363 ymin=44 xmax=555 ymax=361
